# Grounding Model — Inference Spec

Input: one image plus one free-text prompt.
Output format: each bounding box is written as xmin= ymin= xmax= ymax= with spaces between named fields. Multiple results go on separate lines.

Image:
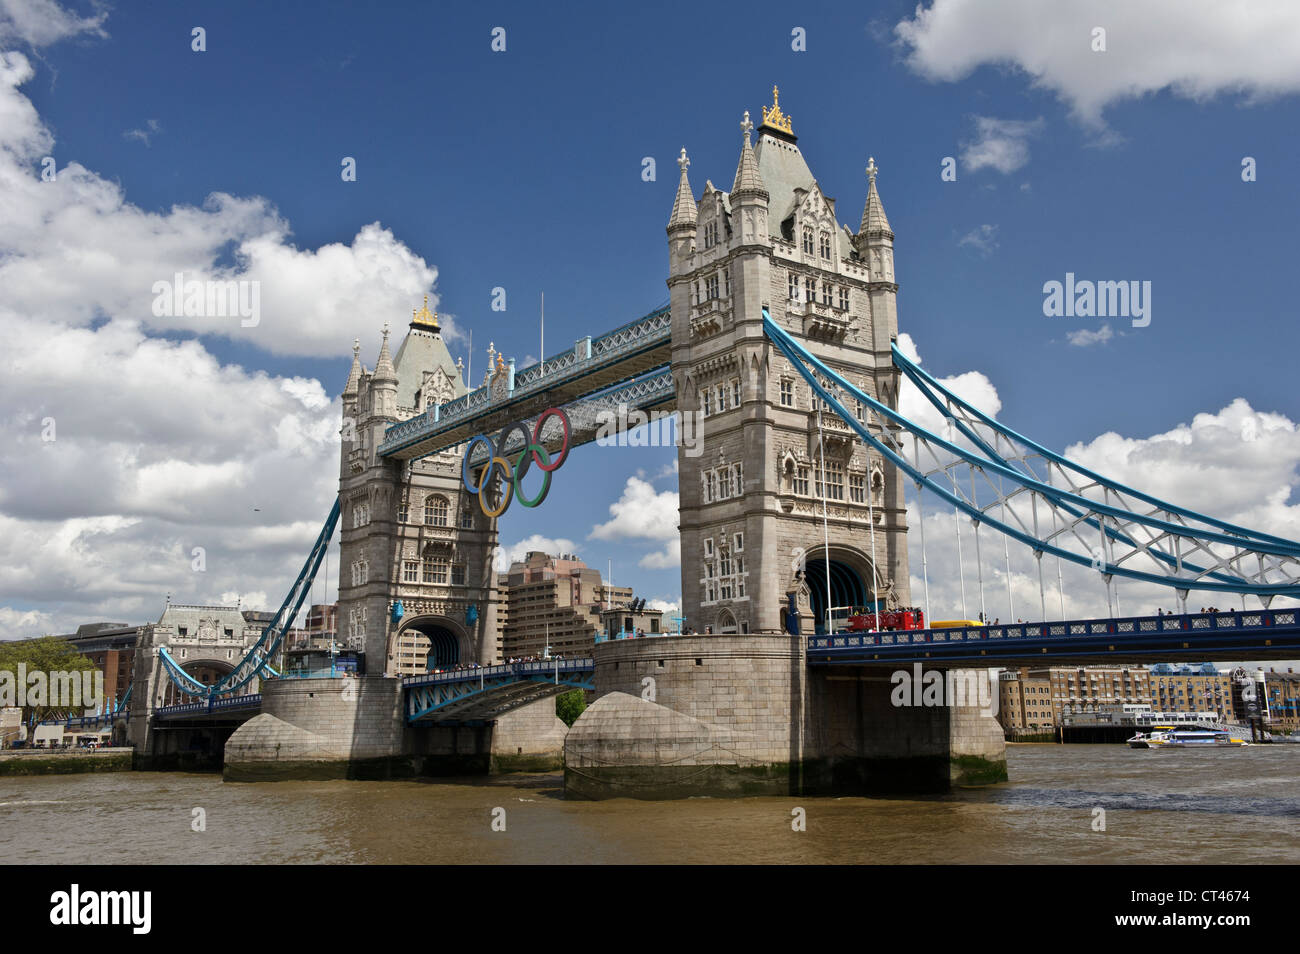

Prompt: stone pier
xmin=224 ymin=675 xmax=568 ymax=781
xmin=563 ymin=634 xmax=1006 ymax=799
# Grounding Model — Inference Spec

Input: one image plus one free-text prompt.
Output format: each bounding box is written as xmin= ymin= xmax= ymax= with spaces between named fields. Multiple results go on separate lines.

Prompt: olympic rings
xmin=461 ymin=407 xmax=571 ymax=518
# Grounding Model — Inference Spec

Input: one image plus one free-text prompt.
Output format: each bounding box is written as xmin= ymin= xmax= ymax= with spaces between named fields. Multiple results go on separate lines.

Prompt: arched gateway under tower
xmin=391 ymin=615 xmax=470 ymax=673
xmin=804 ymin=550 xmax=878 ymax=635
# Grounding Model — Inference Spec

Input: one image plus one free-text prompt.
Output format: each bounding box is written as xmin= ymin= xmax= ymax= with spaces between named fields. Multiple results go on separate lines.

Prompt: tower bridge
xmin=131 ymin=88 xmax=1300 ymax=795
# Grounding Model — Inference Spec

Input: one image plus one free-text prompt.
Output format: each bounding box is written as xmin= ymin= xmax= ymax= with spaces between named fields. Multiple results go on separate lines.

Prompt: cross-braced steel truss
xmin=763 ymin=308 xmax=1300 ymax=605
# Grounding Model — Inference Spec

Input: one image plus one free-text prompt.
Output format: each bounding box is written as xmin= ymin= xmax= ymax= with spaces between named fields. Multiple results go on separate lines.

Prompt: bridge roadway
xmin=378 ymin=306 xmax=672 ymax=462
xmin=806 ymin=608 xmax=1300 ymax=667
xmin=150 ymin=661 xmax=598 ymax=726
xmin=144 ymin=608 xmax=1298 ymax=724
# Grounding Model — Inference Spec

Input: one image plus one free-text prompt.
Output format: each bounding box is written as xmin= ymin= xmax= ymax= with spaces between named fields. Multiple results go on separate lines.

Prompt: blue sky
xmin=4 ymin=0 xmax=1300 ymax=636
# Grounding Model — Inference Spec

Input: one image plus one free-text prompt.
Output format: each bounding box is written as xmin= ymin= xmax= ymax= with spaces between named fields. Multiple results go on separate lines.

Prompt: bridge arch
xmin=390 ymin=614 xmax=473 ymax=674
xmin=803 ymin=544 xmax=883 ymax=635
xmin=158 ymin=658 xmax=236 ymax=707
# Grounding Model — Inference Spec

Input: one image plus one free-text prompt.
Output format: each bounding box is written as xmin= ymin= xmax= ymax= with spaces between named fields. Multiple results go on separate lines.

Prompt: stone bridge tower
xmin=337 ymin=300 xmax=502 ymax=674
xmin=126 ymin=602 xmax=264 ymax=758
xmin=667 ymin=88 xmax=910 ymax=636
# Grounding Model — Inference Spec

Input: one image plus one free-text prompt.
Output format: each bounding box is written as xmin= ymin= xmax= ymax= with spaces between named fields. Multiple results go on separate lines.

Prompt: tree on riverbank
xmin=0 ymin=636 xmax=99 ymax=723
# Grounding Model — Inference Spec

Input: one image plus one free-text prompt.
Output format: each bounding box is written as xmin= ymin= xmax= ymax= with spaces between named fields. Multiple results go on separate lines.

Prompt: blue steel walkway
xmin=807 ymin=608 xmax=1300 ymax=667
xmin=403 ymin=659 xmax=593 ymax=723
xmin=379 ymin=307 xmax=671 ymax=461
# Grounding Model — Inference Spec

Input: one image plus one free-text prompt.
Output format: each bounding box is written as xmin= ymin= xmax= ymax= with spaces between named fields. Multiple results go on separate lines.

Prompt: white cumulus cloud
xmin=960 ymin=116 xmax=1044 ymax=174
xmin=0 ymin=18 xmax=454 ymax=637
xmin=896 ymin=0 xmax=1300 ymax=129
xmin=957 ymin=223 xmax=999 ymax=256
xmin=0 ymin=49 xmax=452 ymax=359
xmin=1066 ymin=323 xmax=1114 ymax=347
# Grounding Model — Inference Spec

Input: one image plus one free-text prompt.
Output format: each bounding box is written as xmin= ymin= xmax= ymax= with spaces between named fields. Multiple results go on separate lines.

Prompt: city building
xmin=1 ymin=707 xmax=21 ymax=747
xmin=1147 ymin=663 xmax=1234 ymax=723
xmin=997 ymin=669 xmax=1055 ymax=731
xmin=63 ymin=622 xmax=139 ymax=712
xmin=1263 ymin=668 xmax=1300 ymax=732
xmin=598 ymin=603 xmax=666 ymax=640
xmin=287 ymin=603 xmax=338 ymax=650
xmin=1030 ymin=665 xmax=1153 ymax=722
xmin=502 ymin=552 xmax=632 ymax=660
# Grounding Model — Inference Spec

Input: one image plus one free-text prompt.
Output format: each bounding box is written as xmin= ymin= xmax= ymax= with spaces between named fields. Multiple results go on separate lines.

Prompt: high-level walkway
xmin=378 ymin=307 xmax=672 ymax=462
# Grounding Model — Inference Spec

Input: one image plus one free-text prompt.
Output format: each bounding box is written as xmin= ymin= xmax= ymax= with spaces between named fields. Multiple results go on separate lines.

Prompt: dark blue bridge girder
xmin=153 ymin=693 xmax=263 ymax=721
xmin=403 ymin=659 xmax=593 ymax=723
xmin=807 ymin=609 xmax=1300 ymax=668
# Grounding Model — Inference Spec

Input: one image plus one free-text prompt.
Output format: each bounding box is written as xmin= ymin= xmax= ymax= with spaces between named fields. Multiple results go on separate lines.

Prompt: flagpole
xmin=817 ymin=402 xmax=832 ymax=636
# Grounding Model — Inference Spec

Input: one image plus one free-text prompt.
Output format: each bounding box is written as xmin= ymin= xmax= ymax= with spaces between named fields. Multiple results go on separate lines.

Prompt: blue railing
xmin=594 ymin=630 xmax=673 ymax=643
xmin=154 ymin=693 xmax=262 ymax=719
xmin=379 ymin=305 xmax=671 ymax=457
xmin=402 ymin=658 xmax=593 ymax=689
xmin=807 ymin=608 xmax=1299 ymax=655
xmin=279 ymin=668 xmax=354 ymax=680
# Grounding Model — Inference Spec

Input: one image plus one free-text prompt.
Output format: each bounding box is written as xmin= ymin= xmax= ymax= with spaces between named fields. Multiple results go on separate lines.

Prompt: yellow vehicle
xmin=930 ymin=619 xmax=986 ymax=629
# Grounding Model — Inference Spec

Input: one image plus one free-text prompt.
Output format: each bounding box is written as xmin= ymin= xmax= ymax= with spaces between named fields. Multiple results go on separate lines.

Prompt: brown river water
xmin=2 ymin=745 xmax=1297 ymax=864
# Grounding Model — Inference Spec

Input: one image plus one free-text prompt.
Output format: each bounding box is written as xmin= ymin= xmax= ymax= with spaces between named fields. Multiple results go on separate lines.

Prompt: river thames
xmin=3 ymin=745 xmax=1297 ymax=864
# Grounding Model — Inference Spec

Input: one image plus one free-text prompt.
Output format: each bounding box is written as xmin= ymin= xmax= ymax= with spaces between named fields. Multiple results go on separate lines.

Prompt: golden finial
xmin=760 ymin=84 xmax=793 ymax=136
xmin=495 ymin=352 xmax=506 ymax=374
xmin=411 ymin=293 xmax=440 ymax=330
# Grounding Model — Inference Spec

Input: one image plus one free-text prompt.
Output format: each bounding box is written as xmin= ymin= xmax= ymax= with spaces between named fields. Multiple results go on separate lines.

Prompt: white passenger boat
xmin=1127 ymin=727 xmax=1250 ymax=748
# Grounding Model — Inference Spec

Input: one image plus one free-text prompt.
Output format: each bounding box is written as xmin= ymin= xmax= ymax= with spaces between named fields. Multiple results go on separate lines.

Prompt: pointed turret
xmin=731 ymin=111 xmax=768 ymax=200
xmin=667 ymin=149 xmax=697 ymax=275
xmin=860 ymin=156 xmax=898 ymax=338
xmin=373 ymin=324 xmax=397 ymax=384
xmin=667 ymin=147 xmax=698 ymax=230
xmin=369 ymin=324 xmax=398 ymax=420
xmin=342 ymin=338 xmax=362 ymax=398
xmin=729 ymin=110 xmax=770 ymax=248
xmin=859 ymin=157 xmax=893 ymax=237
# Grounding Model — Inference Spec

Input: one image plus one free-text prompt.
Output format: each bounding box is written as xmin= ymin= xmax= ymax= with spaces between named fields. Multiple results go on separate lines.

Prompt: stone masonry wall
xmin=225 ymin=675 xmax=403 ymax=767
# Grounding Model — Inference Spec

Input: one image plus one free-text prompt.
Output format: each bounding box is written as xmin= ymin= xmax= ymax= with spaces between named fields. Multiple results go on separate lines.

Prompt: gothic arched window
xmin=424 ymin=494 xmax=449 ymax=526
